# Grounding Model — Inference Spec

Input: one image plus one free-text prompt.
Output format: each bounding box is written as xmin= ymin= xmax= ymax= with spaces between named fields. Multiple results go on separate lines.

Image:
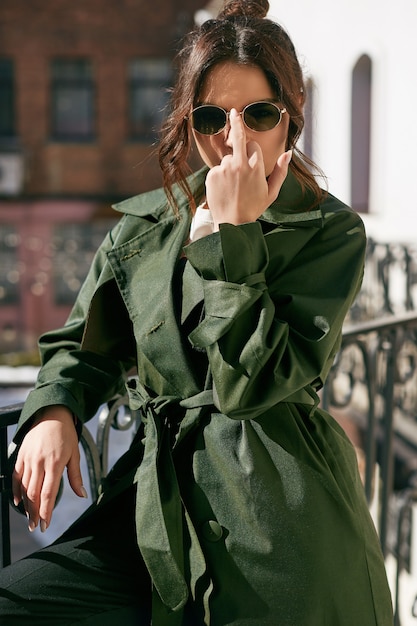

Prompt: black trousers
xmin=0 ymin=486 xmax=153 ymax=625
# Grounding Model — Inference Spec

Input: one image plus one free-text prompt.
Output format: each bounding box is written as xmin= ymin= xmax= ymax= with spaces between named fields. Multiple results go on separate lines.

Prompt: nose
xmin=223 ymin=111 xmax=246 ymax=148
xmin=223 ymin=118 xmax=232 ymax=144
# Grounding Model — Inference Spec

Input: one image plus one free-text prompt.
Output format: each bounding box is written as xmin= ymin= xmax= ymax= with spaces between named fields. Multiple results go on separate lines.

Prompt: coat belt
xmin=131 ymin=381 xmax=214 ymax=617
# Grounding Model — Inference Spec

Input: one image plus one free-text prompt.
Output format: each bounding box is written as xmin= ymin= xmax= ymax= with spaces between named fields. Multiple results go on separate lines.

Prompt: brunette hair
xmin=158 ymin=0 xmax=324 ymax=214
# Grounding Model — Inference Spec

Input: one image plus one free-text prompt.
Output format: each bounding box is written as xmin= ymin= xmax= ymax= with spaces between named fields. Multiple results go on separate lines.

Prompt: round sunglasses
xmin=189 ymin=101 xmax=287 ymax=135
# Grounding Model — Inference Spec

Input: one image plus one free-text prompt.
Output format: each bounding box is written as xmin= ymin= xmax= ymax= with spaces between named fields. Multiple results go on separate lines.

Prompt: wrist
xmin=32 ymin=405 xmax=77 ymax=428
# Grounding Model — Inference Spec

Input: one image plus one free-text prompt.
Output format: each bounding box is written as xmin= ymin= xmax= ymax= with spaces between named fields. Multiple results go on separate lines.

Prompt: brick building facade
xmin=0 ymin=0 xmax=208 ymax=356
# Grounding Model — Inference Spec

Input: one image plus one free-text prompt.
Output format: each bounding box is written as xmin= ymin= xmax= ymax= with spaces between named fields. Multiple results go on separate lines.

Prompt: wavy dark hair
xmin=158 ymin=0 xmax=324 ymax=214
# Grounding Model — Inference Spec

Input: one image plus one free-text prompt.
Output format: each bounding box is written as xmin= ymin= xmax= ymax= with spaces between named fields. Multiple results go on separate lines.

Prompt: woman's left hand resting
xmin=12 ymin=405 xmax=87 ymax=533
xmin=205 ymin=107 xmax=292 ymax=230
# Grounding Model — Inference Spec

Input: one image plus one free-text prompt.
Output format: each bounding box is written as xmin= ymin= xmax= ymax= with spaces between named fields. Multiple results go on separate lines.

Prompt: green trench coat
xmin=15 ymin=168 xmax=393 ymax=625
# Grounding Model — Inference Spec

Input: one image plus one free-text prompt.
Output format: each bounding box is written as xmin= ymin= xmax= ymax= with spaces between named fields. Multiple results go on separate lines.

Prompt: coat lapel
xmin=107 ymin=211 xmax=203 ymax=398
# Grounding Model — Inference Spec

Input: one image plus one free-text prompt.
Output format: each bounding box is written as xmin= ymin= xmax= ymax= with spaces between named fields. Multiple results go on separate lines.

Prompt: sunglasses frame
xmin=189 ymin=100 xmax=287 ymax=136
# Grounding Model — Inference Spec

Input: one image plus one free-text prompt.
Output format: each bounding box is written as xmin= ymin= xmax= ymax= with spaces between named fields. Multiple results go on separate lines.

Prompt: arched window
xmin=351 ymin=54 xmax=372 ymax=213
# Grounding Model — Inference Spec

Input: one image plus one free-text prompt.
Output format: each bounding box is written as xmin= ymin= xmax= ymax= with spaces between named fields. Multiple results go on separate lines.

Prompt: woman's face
xmin=191 ymin=61 xmax=289 ymax=177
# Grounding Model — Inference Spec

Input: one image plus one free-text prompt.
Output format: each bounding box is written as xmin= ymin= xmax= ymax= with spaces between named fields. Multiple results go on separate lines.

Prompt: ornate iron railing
xmin=323 ymin=311 xmax=417 ymax=550
xmin=322 ymin=310 xmax=417 ymax=626
xmin=350 ymin=238 xmax=417 ymax=322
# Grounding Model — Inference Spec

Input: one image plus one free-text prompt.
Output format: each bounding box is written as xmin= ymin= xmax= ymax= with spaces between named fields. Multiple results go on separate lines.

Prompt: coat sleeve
xmin=14 ymin=219 xmax=136 ymax=443
xmin=184 ymin=207 xmax=366 ymax=420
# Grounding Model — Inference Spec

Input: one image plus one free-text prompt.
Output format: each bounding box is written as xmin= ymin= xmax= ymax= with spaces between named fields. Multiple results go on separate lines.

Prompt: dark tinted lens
xmin=244 ymin=102 xmax=281 ymax=131
xmin=191 ymin=105 xmax=227 ymax=135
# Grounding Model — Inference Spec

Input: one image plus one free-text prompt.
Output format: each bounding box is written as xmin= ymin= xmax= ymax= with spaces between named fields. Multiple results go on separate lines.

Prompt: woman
xmin=0 ymin=0 xmax=393 ymax=624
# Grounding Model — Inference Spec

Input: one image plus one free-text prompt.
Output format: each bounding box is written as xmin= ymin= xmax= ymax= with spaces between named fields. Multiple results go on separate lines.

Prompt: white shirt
xmin=189 ymin=204 xmax=214 ymax=242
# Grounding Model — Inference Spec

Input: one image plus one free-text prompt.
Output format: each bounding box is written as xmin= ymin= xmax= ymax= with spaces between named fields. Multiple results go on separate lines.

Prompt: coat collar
xmin=112 ymin=166 xmax=325 ymax=229
xmin=111 ymin=168 xmax=206 ymax=221
xmin=262 ymin=170 xmax=324 ymax=228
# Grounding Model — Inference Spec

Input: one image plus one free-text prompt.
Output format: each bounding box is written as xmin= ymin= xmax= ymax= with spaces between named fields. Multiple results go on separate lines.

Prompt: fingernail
xmin=285 ymin=149 xmax=293 ymax=164
xmin=28 ymin=520 xmax=36 ymax=533
xmin=40 ymin=519 xmax=48 ymax=533
xmin=230 ymin=108 xmax=239 ymax=119
xmin=80 ymin=486 xmax=88 ymax=499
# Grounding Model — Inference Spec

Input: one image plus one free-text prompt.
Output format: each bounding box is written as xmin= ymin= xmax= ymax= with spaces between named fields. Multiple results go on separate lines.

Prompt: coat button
xmin=202 ymin=520 xmax=223 ymax=542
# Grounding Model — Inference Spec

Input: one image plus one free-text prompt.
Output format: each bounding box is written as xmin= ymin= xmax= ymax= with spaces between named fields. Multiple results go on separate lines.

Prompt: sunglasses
xmin=189 ymin=101 xmax=287 ymax=135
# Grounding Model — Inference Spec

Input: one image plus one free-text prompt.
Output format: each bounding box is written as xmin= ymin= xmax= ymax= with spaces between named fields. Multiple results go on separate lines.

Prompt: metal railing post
xmin=0 ymin=424 xmax=11 ymax=568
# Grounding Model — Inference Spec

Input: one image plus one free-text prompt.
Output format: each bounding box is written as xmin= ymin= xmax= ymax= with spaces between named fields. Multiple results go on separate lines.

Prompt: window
xmin=51 ymin=59 xmax=95 ymax=140
xmin=351 ymin=55 xmax=372 ymax=213
xmin=128 ymin=58 xmax=172 ymax=141
xmin=0 ymin=59 xmax=15 ymax=138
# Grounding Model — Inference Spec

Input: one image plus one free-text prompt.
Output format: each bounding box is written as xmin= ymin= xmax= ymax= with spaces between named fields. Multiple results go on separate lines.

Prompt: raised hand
xmin=205 ymin=108 xmax=292 ymax=230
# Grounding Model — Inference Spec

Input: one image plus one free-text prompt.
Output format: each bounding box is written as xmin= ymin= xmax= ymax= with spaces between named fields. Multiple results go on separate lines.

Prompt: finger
xmin=228 ymin=108 xmax=246 ymax=162
xmin=19 ymin=462 xmax=32 ymax=515
xmin=24 ymin=468 xmax=44 ymax=531
xmin=279 ymin=149 xmax=293 ymax=167
xmin=67 ymin=452 xmax=88 ymax=500
xmin=39 ymin=472 xmax=64 ymax=532
xmin=267 ymin=149 xmax=292 ymax=203
xmin=247 ymin=140 xmax=264 ymax=171
xmin=12 ymin=463 xmax=24 ymax=507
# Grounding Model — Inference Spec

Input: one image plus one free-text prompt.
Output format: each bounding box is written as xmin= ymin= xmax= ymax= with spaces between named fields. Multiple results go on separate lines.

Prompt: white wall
xmin=268 ymin=0 xmax=417 ymax=242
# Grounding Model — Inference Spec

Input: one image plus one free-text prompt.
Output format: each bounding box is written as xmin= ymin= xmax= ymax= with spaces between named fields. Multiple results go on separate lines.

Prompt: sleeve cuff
xmin=184 ymin=221 xmax=268 ymax=283
xmin=14 ymin=384 xmax=83 ymax=444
